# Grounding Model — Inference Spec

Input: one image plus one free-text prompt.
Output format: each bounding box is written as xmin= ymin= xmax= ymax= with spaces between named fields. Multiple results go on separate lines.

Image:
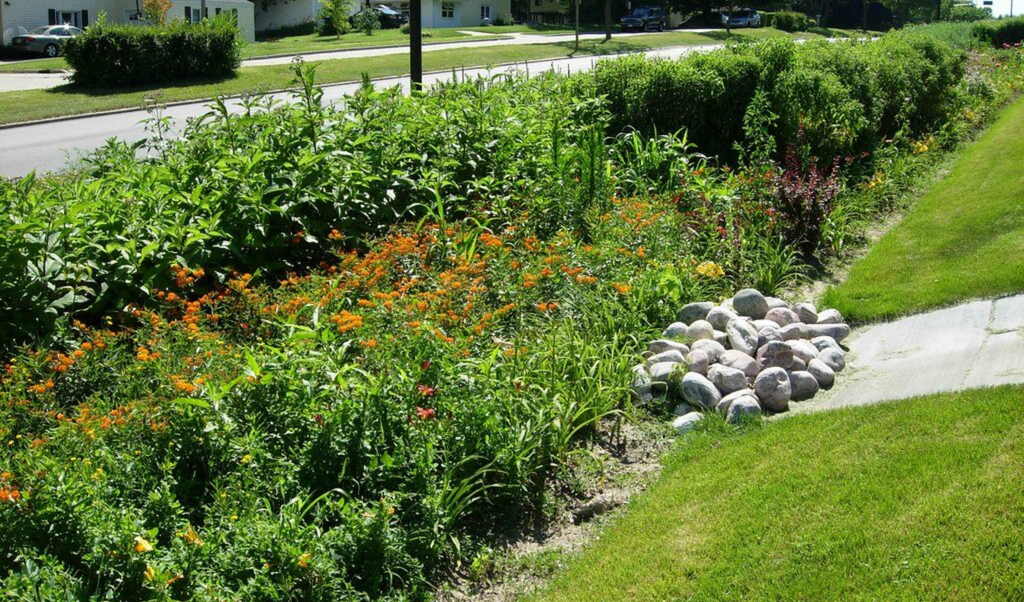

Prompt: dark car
xmin=355 ymin=5 xmax=407 ymax=29
xmin=10 ymin=25 xmax=83 ymax=57
xmin=620 ymin=6 xmax=666 ymax=32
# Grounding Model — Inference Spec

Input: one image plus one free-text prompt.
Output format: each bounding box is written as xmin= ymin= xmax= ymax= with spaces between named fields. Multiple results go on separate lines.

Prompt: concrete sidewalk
xmin=0 ymin=72 xmax=68 ymax=92
xmin=799 ymin=295 xmax=1024 ymax=410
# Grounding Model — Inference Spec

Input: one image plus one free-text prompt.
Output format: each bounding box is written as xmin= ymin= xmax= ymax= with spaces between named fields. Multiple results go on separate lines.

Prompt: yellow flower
xmin=143 ymin=565 xmax=156 ymax=582
xmin=696 ymin=261 xmax=724 ymax=279
xmin=241 ymin=454 xmax=252 ymax=464
xmin=230 ymin=514 xmax=238 ymax=521
xmin=177 ymin=524 xmax=203 ymax=547
xmin=134 ymin=536 xmax=154 ymax=553
xmin=297 ymin=552 xmax=312 ymax=568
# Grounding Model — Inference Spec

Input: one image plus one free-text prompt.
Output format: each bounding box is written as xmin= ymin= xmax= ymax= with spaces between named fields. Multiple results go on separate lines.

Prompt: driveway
xmin=0 ymin=71 xmax=68 ymax=92
xmin=0 ymin=43 xmax=722 ymax=177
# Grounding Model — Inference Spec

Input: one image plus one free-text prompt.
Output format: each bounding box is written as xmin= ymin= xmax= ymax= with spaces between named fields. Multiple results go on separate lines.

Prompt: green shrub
xmin=354 ymin=9 xmax=381 ymax=35
xmin=765 ymin=11 xmax=811 ymax=32
xmin=64 ymin=15 xmax=241 ymax=86
xmin=256 ymin=18 xmax=317 ymax=39
xmin=973 ymin=16 xmax=1024 ymax=47
xmin=947 ymin=4 xmax=992 ymax=22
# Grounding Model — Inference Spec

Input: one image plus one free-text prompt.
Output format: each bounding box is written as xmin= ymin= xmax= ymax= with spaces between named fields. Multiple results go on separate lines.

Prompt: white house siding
xmin=169 ymin=0 xmax=256 ymax=40
xmin=254 ymin=0 xmax=321 ymax=32
xmin=2 ymin=0 xmax=254 ymax=44
xmin=972 ymin=0 xmax=1019 ymax=18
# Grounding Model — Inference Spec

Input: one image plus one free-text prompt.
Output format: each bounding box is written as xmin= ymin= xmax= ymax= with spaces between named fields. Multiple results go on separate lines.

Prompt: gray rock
xmin=807 ymin=358 xmax=836 ymax=389
xmin=672 ymin=402 xmax=695 ymax=416
xmin=756 ymin=340 xmax=794 ymax=369
xmin=679 ymin=373 xmax=722 ymax=409
xmin=779 ymin=322 xmax=809 ymax=341
xmin=716 ymin=389 xmax=753 ymax=415
xmin=631 ymin=364 xmax=650 ymax=387
xmin=793 ymin=303 xmax=818 ymax=325
xmin=726 ymin=318 xmax=759 ymax=356
xmin=687 ymin=320 xmax=715 ymax=341
xmin=787 ymin=339 xmax=819 ymax=363
xmin=726 ymin=395 xmax=762 ymax=423
xmin=765 ymin=307 xmax=800 ymax=327
xmin=649 ymin=362 xmax=683 ymax=391
xmin=733 ymin=288 xmax=769 ymax=320
xmin=649 ymin=339 xmax=690 ymax=355
xmin=663 ymin=322 xmax=688 ymax=340
xmin=641 ymin=350 xmax=654 ymax=360
xmin=692 ymin=339 xmax=726 ymax=363
xmin=765 ymin=296 xmax=789 ymax=310
xmin=754 ymin=367 xmax=792 ymax=413
xmin=708 ymin=364 xmax=749 ymax=395
xmin=819 ymin=347 xmax=846 ymax=372
xmin=806 ymin=323 xmax=851 ymax=343
xmin=714 ymin=330 xmax=729 ymax=346
xmin=630 ymin=383 xmax=656 ymax=404
xmin=672 ymin=411 xmax=705 ymax=434
xmin=810 ymin=336 xmax=841 ymax=353
xmin=646 ymin=350 xmax=687 ymax=367
xmin=790 ymin=357 xmax=807 ymax=371
xmin=678 ymin=302 xmax=714 ymax=325
xmin=757 ymin=328 xmax=783 ymax=348
xmin=817 ymin=308 xmax=844 ymax=325
xmin=753 ymin=319 xmax=779 ymax=332
xmin=789 ymin=370 xmax=820 ymax=401
xmin=720 ymin=350 xmax=762 ymax=378
xmin=707 ymin=306 xmax=740 ymax=331
xmin=686 ymin=349 xmax=710 ymax=376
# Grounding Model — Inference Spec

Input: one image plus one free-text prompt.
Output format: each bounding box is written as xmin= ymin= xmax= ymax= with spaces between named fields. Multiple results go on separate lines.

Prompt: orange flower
xmin=613 ymin=283 xmax=632 ymax=295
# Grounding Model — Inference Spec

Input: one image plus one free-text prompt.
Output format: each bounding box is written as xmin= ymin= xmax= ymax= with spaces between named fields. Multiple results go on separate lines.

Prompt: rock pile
xmin=629 ymin=289 xmax=851 ymax=433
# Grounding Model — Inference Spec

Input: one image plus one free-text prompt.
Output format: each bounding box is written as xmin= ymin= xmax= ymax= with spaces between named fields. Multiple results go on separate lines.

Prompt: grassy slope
xmin=0 ymin=28 xmax=809 ymax=125
xmin=823 ymin=97 xmax=1024 ymax=322
xmin=532 ymin=386 xmax=1024 ymax=602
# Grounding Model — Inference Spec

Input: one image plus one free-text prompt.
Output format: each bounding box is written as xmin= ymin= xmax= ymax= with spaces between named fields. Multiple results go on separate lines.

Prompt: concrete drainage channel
xmin=629 ymin=288 xmax=852 ymax=432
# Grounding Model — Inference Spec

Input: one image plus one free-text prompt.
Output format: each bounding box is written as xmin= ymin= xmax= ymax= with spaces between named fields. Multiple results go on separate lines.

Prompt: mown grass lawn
xmin=532 ymin=386 xmax=1024 ymax=602
xmin=823 ymin=97 xmax=1024 ymax=322
xmin=0 ymin=28 xmax=812 ymax=125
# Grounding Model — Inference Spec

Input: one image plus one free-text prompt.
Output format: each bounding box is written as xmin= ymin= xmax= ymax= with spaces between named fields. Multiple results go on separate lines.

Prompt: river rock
xmin=819 ymin=347 xmax=846 ymax=372
xmin=754 ymin=367 xmax=791 ymax=413
xmin=733 ymin=288 xmax=769 ymax=320
xmin=787 ymin=339 xmax=819 ymax=363
xmin=631 ymin=364 xmax=650 ymax=386
xmin=630 ymin=383 xmax=656 ymax=404
xmin=672 ymin=411 xmax=705 ymax=434
xmin=806 ymin=323 xmax=851 ymax=343
xmin=672 ymin=402 xmax=695 ymax=416
xmin=679 ymin=373 xmax=722 ymax=409
xmin=686 ymin=349 xmax=710 ymax=376
xmin=707 ymin=306 xmax=740 ymax=331
xmin=817 ymin=308 xmax=844 ymax=325
xmin=719 ymin=349 xmax=762 ymax=378
xmin=692 ymin=339 xmax=726 ymax=363
xmin=678 ymin=302 xmax=714 ymax=325
xmin=649 ymin=362 xmax=683 ymax=391
xmin=649 ymin=339 xmax=690 ymax=355
xmin=765 ymin=307 xmax=800 ymax=327
xmin=793 ymin=303 xmax=818 ymax=324
xmin=811 ymin=336 xmax=840 ymax=353
xmin=779 ymin=322 xmax=809 ymax=341
xmin=789 ymin=370 xmax=820 ymax=401
xmin=714 ymin=330 xmax=729 ymax=346
xmin=756 ymin=340 xmax=794 ymax=369
xmin=726 ymin=395 xmax=762 ymax=423
xmin=663 ymin=322 xmax=688 ymax=340
xmin=753 ymin=319 xmax=779 ymax=332
xmin=807 ymin=358 xmax=835 ymax=389
xmin=757 ymin=327 xmax=783 ymax=348
xmin=726 ymin=318 xmax=759 ymax=356
xmin=716 ymin=389 xmax=753 ymax=415
xmin=709 ymin=364 xmax=749 ymax=395
xmin=687 ymin=320 xmax=715 ymax=341
xmin=647 ymin=350 xmax=687 ymax=367
xmin=790 ymin=356 xmax=807 ymax=371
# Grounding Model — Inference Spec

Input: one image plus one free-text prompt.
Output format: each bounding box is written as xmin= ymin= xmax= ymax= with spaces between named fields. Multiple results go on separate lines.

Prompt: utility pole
xmin=201 ymin=0 xmax=208 ymax=19
xmin=410 ymin=0 xmax=422 ymax=89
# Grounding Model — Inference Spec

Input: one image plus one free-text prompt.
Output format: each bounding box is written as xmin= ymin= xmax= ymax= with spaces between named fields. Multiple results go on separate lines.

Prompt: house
xmin=1 ymin=0 xmax=255 ymax=45
xmin=254 ymin=0 xmax=512 ymax=32
xmin=969 ymin=0 xmax=1017 ymax=17
xmin=528 ymin=0 xmax=565 ymax=24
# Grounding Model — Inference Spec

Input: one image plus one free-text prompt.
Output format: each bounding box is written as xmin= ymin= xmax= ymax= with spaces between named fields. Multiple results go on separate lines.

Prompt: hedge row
xmin=573 ymin=31 xmax=965 ymax=161
xmin=64 ymin=15 xmax=242 ymax=86
xmin=973 ymin=16 xmax=1024 ymax=47
xmin=764 ymin=11 xmax=813 ymax=32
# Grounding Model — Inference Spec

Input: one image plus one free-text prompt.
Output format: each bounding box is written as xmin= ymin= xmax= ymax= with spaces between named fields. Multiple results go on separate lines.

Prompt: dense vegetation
xmin=64 ymin=14 xmax=242 ymax=86
xmin=1 ymin=29 xmax=1022 ymax=601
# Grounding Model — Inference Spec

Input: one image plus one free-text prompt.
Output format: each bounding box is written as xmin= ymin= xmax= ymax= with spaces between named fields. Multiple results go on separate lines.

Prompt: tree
xmin=321 ymin=0 xmax=355 ymax=37
xmin=142 ymin=0 xmax=172 ymax=24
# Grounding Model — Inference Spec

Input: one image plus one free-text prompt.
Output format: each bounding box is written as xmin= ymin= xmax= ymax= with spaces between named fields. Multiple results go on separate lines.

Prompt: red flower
xmin=417 ymin=384 xmax=436 ymax=397
xmin=415 ymin=407 xmax=436 ymax=420
xmin=421 ymin=360 xmax=432 ymax=371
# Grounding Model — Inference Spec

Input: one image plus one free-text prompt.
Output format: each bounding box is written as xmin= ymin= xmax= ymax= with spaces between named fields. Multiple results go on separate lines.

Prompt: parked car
xmin=10 ymin=25 xmax=83 ymax=57
xmin=360 ymin=5 xmax=408 ymax=29
xmin=620 ymin=6 xmax=666 ymax=32
xmin=721 ymin=8 xmax=762 ymax=28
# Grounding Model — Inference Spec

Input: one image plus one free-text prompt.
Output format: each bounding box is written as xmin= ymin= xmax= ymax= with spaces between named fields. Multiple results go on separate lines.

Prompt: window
xmin=441 ymin=2 xmax=454 ymax=18
xmin=481 ymin=4 xmax=491 ymax=20
xmin=983 ymin=1 xmax=993 ymax=4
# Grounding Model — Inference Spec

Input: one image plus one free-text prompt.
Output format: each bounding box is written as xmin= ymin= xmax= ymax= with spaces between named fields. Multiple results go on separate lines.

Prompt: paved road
xmin=796 ymin=295 xmax=1024 ymax=411
xmin=0 ymin=29 xmax=719 ymax=92
xmin=0 ymin=43 xmax=721 ymax=177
